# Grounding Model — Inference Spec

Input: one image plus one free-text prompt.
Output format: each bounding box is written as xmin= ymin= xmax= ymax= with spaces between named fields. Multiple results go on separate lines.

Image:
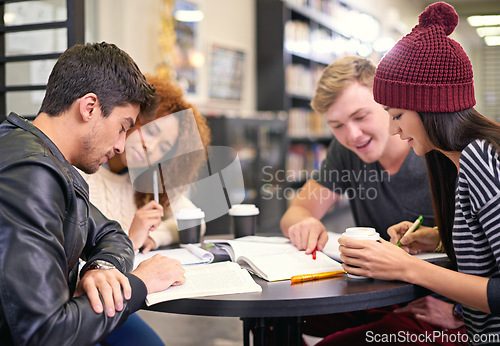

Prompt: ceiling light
xmin=3 ymin=12 xmax=16 ymax=25
xmin=476 ymin=27 xmax=500 ymax=37
xmin=174 ymin=10 xmax=204 ymax=22
xmin=484 ymin=36 xmax=500 ymax=46
xmin=467 ymin=15 xmax=500 ymax=27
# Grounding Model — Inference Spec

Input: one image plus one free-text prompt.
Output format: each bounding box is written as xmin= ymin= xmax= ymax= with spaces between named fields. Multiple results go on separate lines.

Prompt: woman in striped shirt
xmin=338 ymin=2 xmax=500 ymax=343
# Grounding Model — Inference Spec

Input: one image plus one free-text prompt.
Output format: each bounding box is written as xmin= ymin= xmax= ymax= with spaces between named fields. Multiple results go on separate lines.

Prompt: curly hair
xmin=134 ymin=75 xmax=211 ymax=210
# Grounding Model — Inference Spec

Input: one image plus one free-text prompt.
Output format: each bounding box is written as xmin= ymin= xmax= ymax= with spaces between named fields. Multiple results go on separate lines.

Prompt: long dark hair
xmin=419 ymin=108 xmax=500 ymax=265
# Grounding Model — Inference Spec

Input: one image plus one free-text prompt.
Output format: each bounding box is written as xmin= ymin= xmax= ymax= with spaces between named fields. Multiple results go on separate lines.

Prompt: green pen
xmin=397 ymin=215 xmax=423 ymax=247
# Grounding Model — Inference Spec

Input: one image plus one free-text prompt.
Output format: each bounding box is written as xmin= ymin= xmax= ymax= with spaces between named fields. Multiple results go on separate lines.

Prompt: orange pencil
xmin=291 ymin=271 xmax=345 ymax=284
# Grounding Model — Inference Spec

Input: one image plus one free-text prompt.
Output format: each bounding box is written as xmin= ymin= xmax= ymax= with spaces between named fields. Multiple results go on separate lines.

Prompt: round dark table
xmin=145 ymin=259 xmax=449 ymax=346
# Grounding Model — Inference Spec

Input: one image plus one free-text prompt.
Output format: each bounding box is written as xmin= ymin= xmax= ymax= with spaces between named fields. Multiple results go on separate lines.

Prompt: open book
xmin=322 ymin=232 xmax=449 ymax=262
xmin=205 ymin=236 xmax=344 ymax=282
xmin=145 ymin=261 xmax=262 ymax=306
xmin=134 ymin=245 xmax=214 ymax=270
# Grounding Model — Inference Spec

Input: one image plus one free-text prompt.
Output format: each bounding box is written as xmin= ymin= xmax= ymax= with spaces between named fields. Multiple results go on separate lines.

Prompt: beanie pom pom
xmin=418 ymin=1 xmax=458 ymax=35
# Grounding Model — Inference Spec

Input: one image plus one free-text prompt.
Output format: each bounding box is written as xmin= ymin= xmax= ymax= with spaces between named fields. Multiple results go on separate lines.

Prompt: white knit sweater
xmin=80 ymin=166 xmax=200 ymax=248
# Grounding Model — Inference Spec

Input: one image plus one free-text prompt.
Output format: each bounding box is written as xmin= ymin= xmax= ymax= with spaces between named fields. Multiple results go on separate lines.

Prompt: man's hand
xmin=128 ymin=200 xmax=164 ymax=251
xmin=74 ymin=269 xmax=131 ymax=317
xmin=132 ymin=254 xmax=186 ymax=294
xmin=394 ymin=296 xmax=464 ymax=329
xmin=387 ymin=222 xmax=440 ymax=254
xmin=280 ymin=180 xmax=338 ymax=253
xmin=287 ymin=217 xmax=328 ymax=254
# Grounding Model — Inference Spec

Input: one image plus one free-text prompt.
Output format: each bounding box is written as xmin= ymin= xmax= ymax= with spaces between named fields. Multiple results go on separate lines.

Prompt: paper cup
xmin=176 ymin=208 xmax=205 ymax=244
xmin=342 ymin=227 xmax=380 ymax=279
xmin=229 ymin=204 xmax=259 ymax=238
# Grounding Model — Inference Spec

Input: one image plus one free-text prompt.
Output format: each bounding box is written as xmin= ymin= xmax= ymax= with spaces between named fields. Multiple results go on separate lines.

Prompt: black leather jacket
xmin=0 ymin=113 xmax=147 ymax=345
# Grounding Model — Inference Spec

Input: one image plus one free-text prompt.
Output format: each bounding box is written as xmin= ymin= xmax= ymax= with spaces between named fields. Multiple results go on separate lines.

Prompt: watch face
xmin=90 ymin=260 xmax=116 ymax=270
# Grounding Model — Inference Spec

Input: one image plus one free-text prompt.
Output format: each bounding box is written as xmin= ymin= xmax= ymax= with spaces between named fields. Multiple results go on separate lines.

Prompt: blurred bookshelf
xmin=256 ymin=0 xmax=379 ymax=198
xmin=256 ymin=0 xmax=382 ymax=111
xmin=286 ymin=108 xmax=331 ymax=191
xmin=200 ymin=115 xmax=289 ymax=234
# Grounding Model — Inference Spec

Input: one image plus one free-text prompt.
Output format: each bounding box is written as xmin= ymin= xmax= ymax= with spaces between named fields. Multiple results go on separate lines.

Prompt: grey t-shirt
xmin=313 ymin=139 xmax=434 ymax=240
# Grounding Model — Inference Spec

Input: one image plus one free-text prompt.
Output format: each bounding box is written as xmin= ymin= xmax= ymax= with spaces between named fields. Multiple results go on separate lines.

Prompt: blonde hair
xmin=311 ymin=56 xmax=376 ymax=114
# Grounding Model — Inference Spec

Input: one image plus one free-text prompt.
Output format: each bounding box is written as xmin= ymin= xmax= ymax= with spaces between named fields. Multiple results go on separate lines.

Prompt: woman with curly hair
xmin=83 ymin=75 xmax=210 ymax=255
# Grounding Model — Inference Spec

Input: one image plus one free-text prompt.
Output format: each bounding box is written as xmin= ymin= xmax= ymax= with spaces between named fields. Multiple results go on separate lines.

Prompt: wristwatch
xmin=87 ymin=260 xmax=116 ymax=270
xmin=453 ymin=302 xmax=463 ymax=318
xmin=80 ymin=260 xmax=116 ymax=278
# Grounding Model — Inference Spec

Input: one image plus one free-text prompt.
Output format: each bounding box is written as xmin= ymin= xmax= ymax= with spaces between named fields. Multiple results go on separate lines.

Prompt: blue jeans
xmin=100 ymin=313 xmax=164 ymax=346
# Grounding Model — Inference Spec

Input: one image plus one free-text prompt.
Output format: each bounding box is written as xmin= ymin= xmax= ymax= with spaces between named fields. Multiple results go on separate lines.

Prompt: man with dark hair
xmin=0 ymin=42 xmax=185 ymax=345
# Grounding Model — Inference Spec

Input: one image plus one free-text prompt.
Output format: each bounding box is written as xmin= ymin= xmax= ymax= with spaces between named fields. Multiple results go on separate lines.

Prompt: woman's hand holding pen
xmin=287 ymin=216 xmax=328 ymax=255
xmin=388 ymin=222 xmax=440 ymax=254
xmin=129 ymin=200 xmax=164 ymax=252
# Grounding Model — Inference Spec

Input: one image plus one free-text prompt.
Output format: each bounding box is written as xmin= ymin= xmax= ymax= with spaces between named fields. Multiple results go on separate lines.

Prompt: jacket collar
xmin=7 ymin=112 xmax=90 ymax=196
xmin=7 ymin=112 xmax=69 ymax=165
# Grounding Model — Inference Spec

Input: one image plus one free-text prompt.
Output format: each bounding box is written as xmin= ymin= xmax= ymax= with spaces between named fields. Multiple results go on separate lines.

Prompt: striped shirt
xmin=454 ymin=139 xmax=500 ymax=344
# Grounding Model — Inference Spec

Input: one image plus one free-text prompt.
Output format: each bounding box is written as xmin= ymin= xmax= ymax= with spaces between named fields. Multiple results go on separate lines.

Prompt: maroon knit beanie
xmin=373 ymin=2 xmax=475 ymax=112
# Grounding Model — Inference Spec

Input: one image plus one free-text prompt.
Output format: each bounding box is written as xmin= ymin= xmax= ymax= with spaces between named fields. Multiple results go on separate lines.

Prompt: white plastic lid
xmin=229 ymin=204 xmax=260 ymax=216
xmin=175 ymin=208 xmax=205 ymax=220
xmin=342 ymin=227 xmax=380 ymax=240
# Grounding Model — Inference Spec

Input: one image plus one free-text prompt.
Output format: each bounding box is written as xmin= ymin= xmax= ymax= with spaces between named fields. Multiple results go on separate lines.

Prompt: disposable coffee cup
xmin=175 ymin=208 xmax=205 ymax=244
xmin=229 ymin=204 xmax=259 ymax=238
xmin=341 ymin=227 xmax=380 ymax=279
